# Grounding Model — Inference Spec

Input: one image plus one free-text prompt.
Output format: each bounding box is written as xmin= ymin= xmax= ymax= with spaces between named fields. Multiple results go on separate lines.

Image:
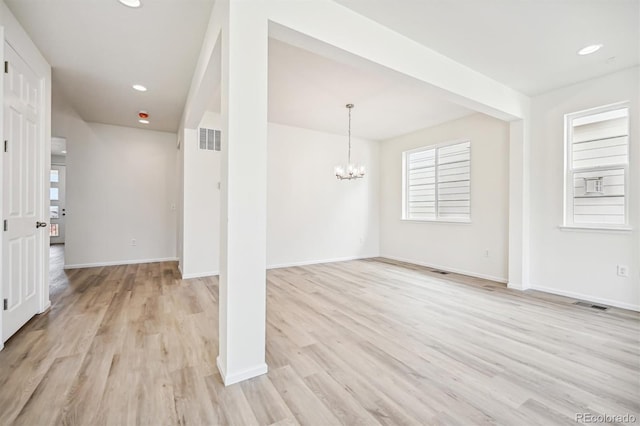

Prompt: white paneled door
xmin=2 ymin=42 xmax=45 ymax=341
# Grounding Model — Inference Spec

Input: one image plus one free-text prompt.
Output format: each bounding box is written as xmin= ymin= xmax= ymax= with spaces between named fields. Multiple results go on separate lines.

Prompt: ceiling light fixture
xmin=334 ymin=103 xmax=365 ymax=180
xmin=119 ymin=0 xmax=141 ymax=8
xmin=138 ymin=111 xmax=149 ymax=124
xmin=578 ymin=44 xmax=603 ymax=55
xmin=132 ymin=84 xmax=147 ymax=92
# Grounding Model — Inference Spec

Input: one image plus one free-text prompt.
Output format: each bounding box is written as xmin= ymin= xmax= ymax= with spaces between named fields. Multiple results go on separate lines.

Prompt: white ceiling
xmin=5 ymin=0 xmax=214 ymax=133
xmin=5 ymin=0 xmax=638 ymax=139
xmin=267 ymin=39 xmax=474 ymax=141
xmin=334 ymin=0 xmax=640 ymax=96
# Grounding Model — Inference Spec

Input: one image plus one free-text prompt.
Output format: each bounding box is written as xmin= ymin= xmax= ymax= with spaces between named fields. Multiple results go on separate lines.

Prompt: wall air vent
xmin=199 ymin=128 xmax=221 ymax=151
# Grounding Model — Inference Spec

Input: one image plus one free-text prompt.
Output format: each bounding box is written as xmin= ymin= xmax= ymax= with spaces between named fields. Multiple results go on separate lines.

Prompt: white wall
xmin=267 ymin=122 xmax=379 ymax=267
xmin=529 ymin=67 xmax=639 ymax=310
xmin=52 ymin=90 xmax=178 ymax=268
xmin=180 ymin=111 xmax=221 ymax=278
xmin=179 ymin=113 xmax=380 ymax=277
xmin=379 ymin=113 xmax=510 ymax=282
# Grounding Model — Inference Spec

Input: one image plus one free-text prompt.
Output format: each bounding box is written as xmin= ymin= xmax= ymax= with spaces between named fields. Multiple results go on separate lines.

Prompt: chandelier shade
xmin=335 ymin=103 xmax=365 ymax=180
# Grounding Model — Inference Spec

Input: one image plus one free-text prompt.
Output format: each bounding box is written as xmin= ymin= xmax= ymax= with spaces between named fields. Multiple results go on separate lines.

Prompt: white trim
xmin=507 ymin=281 xmax=529 ymax=291
xmin=182 ymin=270 xmax=219 ymax=279
xmin=64 ymin=257 xmax=178 ymax=269
xmin=530 ymin=284 xmax=639 ymax=312
xmin=558 ymin=225 xmax=632 ymax=233
xmin=380 ymin=255 xmax=508 ymax=284
xmin=38 ymin=300 xmax=51 ymax=314
xmin=401 ymin=218 xmax=472 ymax=224
xmin=217 ymin=356 xmax=268 ymax=386
xmin=267 ymin=255 xmax=377 ymax=270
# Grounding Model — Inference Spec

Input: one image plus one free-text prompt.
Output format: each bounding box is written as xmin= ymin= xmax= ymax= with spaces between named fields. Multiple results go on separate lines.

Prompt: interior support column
xmin=216 ymin=0 xmax=269 ymax=385
xmin=508 ymin=119 xmax=531 ymax=290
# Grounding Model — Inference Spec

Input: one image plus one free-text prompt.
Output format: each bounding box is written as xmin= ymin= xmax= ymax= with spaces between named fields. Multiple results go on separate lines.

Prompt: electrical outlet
xmin=617 ymin=265 xmax=628 ymax=277
xmin=131 ymin=238 xmax=137 ymax=246
xmin=484 ymin=249 xmax=489 ymax=258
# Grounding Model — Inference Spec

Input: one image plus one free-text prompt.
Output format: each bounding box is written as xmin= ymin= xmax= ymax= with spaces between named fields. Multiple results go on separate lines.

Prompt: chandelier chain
xmin=348 ymin=105 xmax=352 ymax=165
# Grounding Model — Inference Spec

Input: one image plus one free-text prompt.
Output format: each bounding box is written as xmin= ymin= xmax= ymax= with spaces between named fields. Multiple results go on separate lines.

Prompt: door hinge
xmin=3 ymin=219 xmax=7 ymax=231
xmin=3 ymin=140 xmax=7 ymax=153
xmin=4 ymin=61 xmax=7 ymax=74
xmin=3 ymin=299 xmax=7 ymax=311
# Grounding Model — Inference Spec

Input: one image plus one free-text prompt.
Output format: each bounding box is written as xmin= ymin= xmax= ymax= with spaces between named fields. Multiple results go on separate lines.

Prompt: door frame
xmin=0 ymin=12 xmax=52 ymax=349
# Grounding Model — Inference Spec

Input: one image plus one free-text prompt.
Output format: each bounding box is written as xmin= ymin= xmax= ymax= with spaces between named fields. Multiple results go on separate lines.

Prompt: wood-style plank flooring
xmin=0 ymin=245 xmax=638 ymax=425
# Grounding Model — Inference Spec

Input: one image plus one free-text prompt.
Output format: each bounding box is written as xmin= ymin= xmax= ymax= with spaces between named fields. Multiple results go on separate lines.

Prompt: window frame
xmin=402 ymin=138 xmax=472 ymax=223
xmin=563 ymin=101 xmax=630 ymax=231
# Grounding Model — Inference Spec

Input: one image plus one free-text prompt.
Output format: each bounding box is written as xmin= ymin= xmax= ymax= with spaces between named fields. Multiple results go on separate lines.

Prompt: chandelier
xmin=334 ymin=103 xmax=365 ymax=180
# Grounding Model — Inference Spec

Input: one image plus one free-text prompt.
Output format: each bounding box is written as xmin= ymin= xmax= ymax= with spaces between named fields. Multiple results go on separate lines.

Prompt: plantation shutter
xmin=437 ymin=141 xmax=470 ymax=220
xmin=407 ymin=148 xmax=436 ymax=219
xmin=405 ymin=140 xmax=471 ymax=221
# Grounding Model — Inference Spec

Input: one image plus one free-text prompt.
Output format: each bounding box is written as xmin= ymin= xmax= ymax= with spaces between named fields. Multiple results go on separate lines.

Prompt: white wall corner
xmin=508 ymin=117 xmax=532 ymax=290
xmin=217 ymin=0 xmax=269 ymax=387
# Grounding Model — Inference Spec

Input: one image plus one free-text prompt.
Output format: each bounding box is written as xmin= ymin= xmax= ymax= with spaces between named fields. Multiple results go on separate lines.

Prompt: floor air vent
xmin=574 ymin=301 xmax=608 ymax=311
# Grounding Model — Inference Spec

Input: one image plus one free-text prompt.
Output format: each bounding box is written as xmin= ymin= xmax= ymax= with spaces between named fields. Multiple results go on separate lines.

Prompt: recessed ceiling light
xmin=61 ymin=150 xmax=67 ymax=154
xmin=132 ymin=84 xmax=147 ymax=92
xmin=119 ymin=0 xmax=141 ymax=8
xmin=578 ymin=44 xmax=603 ymax=56
xmin=139 ymin=119 xmax=149 ymax=124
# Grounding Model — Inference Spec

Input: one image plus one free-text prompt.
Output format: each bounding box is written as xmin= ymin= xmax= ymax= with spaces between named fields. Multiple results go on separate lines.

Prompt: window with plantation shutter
xmin=403 ymin=140 xmax=471 ymax=222
xmin=565 ymin=103 xmax=629 ymax=228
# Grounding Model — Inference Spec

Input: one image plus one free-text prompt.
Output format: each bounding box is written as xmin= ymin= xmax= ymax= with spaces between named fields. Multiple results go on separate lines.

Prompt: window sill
xmin=402 ymin=218 xmax=472 ymax=224
xmin=558 ymin=225 xmax=633 ymax=234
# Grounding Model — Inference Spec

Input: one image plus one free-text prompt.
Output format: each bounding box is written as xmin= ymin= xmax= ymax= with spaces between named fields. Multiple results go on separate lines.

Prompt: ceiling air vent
xmin=199 ymin=128 xmax=221 ymax=151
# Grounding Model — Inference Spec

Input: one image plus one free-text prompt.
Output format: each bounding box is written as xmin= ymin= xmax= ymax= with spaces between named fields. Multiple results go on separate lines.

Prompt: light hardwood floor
xmin=0 ymin=247 xmax=638 ymax=425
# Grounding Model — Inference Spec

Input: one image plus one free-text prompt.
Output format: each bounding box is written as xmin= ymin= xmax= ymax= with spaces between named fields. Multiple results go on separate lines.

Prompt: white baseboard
xmin=38 ymin=300 xmax=52 ymax=314
xmin=182 ymin=271 xmax=219 ymax=279
xmin=267 ymin=255 xmax=378 ymax=270
xmin=64 ymin=257 xmax=178 ymax=269
xmin=507 ymin=281 xmax=532 ymax=291
xmin=530 ymin=284 xmax=640 ymax=312
xmin=179 ymin=256 xmax=377 ymax=278
xmin=217 ymin=356 xmax=268 ymax=386
xmin=380 ymin=255 xmax=508 ymax=283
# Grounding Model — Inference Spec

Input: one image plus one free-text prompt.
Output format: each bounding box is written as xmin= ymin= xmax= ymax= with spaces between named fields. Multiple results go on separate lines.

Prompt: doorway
xmin=49 ymin=139 xmax=67 ymax=295
xmin=49 ymin=164 xmax=66 ymax=244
